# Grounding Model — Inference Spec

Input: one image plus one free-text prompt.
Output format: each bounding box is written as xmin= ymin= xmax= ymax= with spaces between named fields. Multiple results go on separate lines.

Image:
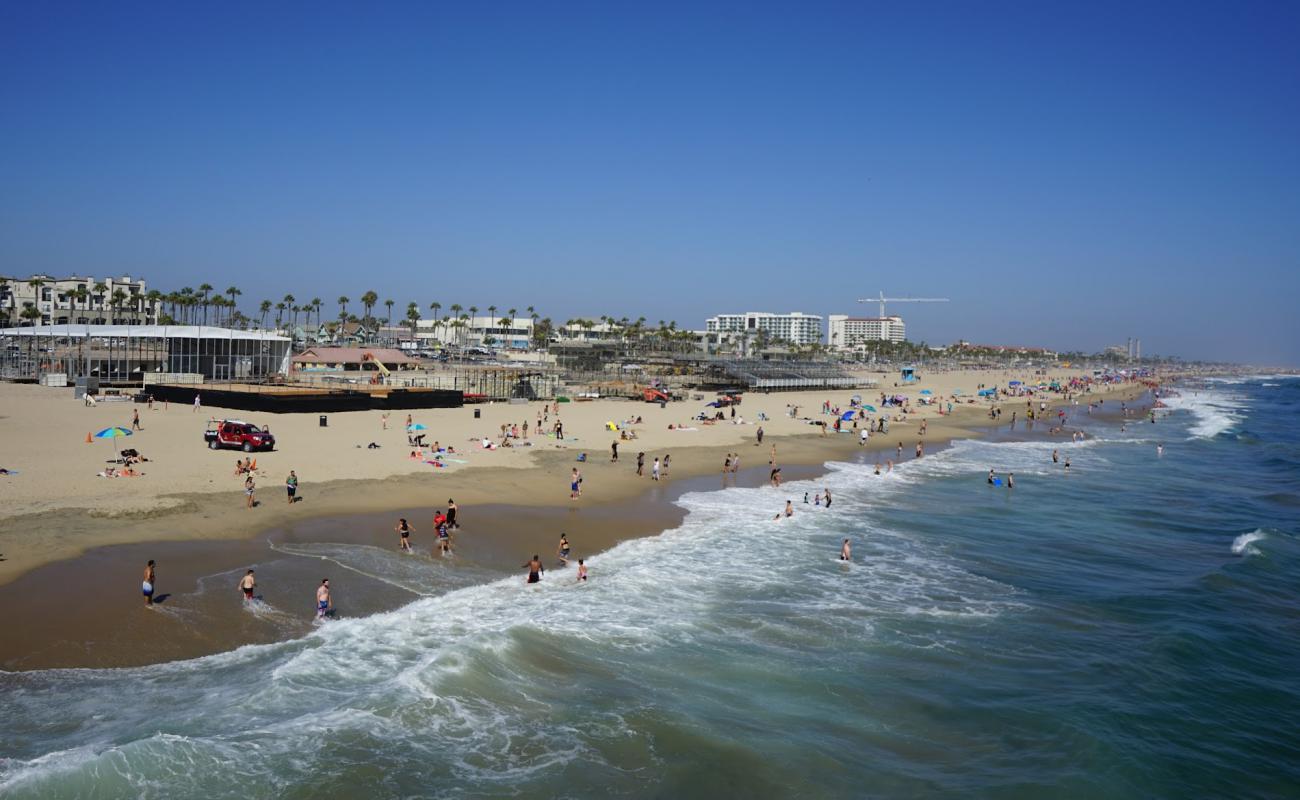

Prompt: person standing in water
xmin=1052 ymin=449 xmax=1059 ymax=464
xmin=316 ymin=579 xmax=332 ymax=618
xmin=523 ymin=555 xmax=544 ymax=583
xmin=238 ymin=569 xmax=256 ymax=602
xmin=396 ymin=517 xmax=413 ymax=552
xmin=774 ymin=500 xmax=794 ymax=520
xmin=823 ymin=488 xmax=832 ymax=508
xmin=651 ymin=457 xmax=661 ymax=481
xmin=142 ymin=560 xmax=156 ymax=607
xmin=1007 ymin=473 xmax=1015 ymax=488
xmin=840 ymin=539 xmax=851 ymax=561
xmin=636 ymin=452 xmax=645 ymax=477
xmin=576 ymin=559 xmax=588 ymax=582
xmin=570 ymin=467 xmax=582 ymax=499
xmin=446 ymin=499 xmax=459 ymax=529
xmin=557 ymin=533 xmax=572 ymax=565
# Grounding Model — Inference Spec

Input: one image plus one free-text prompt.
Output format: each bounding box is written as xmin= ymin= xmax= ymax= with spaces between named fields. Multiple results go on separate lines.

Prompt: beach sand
xmin=0 ymin=369 xmax=1150 ymax=668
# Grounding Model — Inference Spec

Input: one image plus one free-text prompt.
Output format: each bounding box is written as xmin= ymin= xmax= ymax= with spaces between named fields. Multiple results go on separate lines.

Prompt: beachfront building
xmin=705 ymin=312 xmax=824 ymax=346
xmin=291 ymin=347 xmax=420 ymax=373
xmin=0 ymin=324 xmax=291 ymax=384
xmin=827 ymin=314 xmax=906 ymax=349
xmin=0 ymin=274 xmax=159 ymax=327
xmin=414 ymin=315 xmax=533 ymax=350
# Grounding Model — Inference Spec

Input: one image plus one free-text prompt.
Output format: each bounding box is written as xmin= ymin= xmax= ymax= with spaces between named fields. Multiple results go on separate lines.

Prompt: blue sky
xmin=2 ymin=1 xmax=1297 ymax=363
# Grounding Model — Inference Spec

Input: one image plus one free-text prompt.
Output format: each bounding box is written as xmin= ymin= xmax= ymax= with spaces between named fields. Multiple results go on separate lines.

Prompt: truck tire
xmin=243 ymin=442 xmax=253 ymax=453
xmin=209 ymin=439 xmax=219 ymax=450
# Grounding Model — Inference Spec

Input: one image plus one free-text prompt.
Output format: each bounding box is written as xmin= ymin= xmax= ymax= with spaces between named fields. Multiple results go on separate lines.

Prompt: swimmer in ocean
xmin=523 ymin=555 xmax=545 ymax=583
xmin=774 ymin=500 xmax=794 ymax=520
xmin=824 ymin=489 xmax=831 ymax=508
xmin=557 ymin=534 xmax=571 ymax=565
xmin=316 ymin=579 xmax=332 ymax=618
xmin=577 ymin=559 xmax=588 ymax=582
xmin=238 ymin=569 xmax=256 ymax=602
xmin=840 ymin=538 xmax=851 ymax=561
xmin=1007 ymin=473 xmax=1015 ymax=488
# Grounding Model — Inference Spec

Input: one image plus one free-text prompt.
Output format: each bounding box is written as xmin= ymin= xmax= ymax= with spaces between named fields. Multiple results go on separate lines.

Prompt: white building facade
xmin=705 ymin=312 xmax=824 ymax=346
xmin=0 ymin=274 xmax=158 ymax=327
xmin=414 ymin=315 xmax=534 ymax=349
xmin=827 ymin=314 xmax=906 ymax=349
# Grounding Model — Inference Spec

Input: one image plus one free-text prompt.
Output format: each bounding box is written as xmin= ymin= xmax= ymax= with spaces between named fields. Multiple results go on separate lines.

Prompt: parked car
xmin=205 ymin=419 xmax=276 ymax=452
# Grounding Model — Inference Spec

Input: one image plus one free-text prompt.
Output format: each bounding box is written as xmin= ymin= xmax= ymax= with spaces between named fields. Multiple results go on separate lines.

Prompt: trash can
xmin=319 ymin=415 xmax=328 ymax=427
xmin=473 ymin=408 xmax=481 ymax=419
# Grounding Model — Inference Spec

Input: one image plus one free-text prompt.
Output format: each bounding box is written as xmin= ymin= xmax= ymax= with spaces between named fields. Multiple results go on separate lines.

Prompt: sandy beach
xmin=0 ymin=367 xmax=1149 ymax=669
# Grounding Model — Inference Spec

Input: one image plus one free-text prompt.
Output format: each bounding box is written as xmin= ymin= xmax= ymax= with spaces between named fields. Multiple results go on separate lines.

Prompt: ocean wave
xmin=1158 ymin=390 xmax=1245 ymax=439
xmin=1231 ymin=530 xmax=1267 ymax=557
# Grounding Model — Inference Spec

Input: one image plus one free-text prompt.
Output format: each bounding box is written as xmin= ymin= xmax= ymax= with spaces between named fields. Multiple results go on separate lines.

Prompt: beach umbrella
xmin=863 ymin=405 xmax=877 ymax=412
xmin=94 ymin=426 xmax=133 ymax=440
xmin=919 ymin=389 xmax=933 ymax=395
xmin=407 ymin=423 xmax=427 ymax=431
xmin=1009 ymin=380 xmax=1022 ymax=386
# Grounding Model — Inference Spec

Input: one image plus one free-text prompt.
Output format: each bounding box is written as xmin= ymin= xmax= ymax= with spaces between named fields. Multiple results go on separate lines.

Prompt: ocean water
xmin=3 ymin=379 xmax=1299 ymax=799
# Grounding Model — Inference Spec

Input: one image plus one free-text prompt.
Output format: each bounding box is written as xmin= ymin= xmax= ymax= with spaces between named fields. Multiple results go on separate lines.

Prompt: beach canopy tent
xmin=840 ymin=410 xmax=856 ymax=421
xmin=0 ymin=324 xmax=292 ymax=383
xmin=979 ymin=388 xmax=997 ymax=397
xmin=901 ymin=368 xmax=916 ymax=382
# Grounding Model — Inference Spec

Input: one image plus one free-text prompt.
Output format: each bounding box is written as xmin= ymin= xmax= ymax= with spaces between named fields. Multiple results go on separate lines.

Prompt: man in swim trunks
xmin=523 ymin=555 xmax=544 ymax=583
xmin=285 ymin=470 xmax=298 ymax=504
xmin=316 ymin=579 xmax=332 ymax=618
xmin=239 ymin=569 xmax=256 ymax=601
xmin=571 ymin=467 xmax=582 ymax=499
xmin=774 ymin=500 xmax=794 ymax=520
xmin=142 ymin=559 xmax=156 ymax=606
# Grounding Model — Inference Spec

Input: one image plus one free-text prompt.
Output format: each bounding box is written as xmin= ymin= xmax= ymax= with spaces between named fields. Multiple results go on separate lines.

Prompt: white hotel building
xmin=827 ymin=314 xmax=906 ymax=349
xmin=0 ymin=274 xmax=158 ymax=327
xmin=705 ymin=312 xmax=823 ymax=346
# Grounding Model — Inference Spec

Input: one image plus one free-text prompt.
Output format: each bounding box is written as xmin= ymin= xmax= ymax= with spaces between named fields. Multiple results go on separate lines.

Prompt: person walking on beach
xmin=238 ymin=569 xmax=256 ymax=602
xmin=132 ymin=408 xmax=141 ymax=431
xmin=555 ymin=421 xmax=564 ymax=440
xmin=193 ymin=393 xmax=201 ymax=413
xmin=142 ymin=560 xmax=156 ymax=606
xmin=523 ymin=555 xmax=544 ymax=583
xmin=840 ymin=539 xmax=851 ymax=561
xmin=662 ymin=454 xmax=670 ymax=478
xmin=244 ymin=475 xmax=256 ymax=508
xmin=636 ymin=452 xmax=645 ymax=477
xmin=396 ymin=517 xmax=413 ymax=552
xmin=570 ymin=467 xmax=582 ymax=499
xmin=651 ymin=457 xmax=661 ymax=481
xmin=316 ymin=579 xmax=332 ymax=618
xmin=611 ymin=440 xmax=619 ymax=462
xmin=285 ymin=470 xmax=298 ymax=504
xmin=756 ymin=426 xmax=764 ymax=445
xmin=436 ymin=514 xmax=452 ymax=555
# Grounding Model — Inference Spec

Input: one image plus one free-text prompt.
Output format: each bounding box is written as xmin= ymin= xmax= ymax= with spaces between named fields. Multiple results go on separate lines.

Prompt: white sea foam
xmin=1231 ymin=530 xmax=1267 ymax=557
xmin=1158 ymin=389 xmax=1245 ymax=439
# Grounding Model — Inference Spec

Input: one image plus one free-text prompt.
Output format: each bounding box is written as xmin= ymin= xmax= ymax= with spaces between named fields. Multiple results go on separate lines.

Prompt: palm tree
xmin=0 ymin=278 xmax=9 ymax=326
xmin=27 ymin=278 xmax=45 ymax=325
xmin=361 ymin=291 xmax=379 ymax=324
xmin=196 ymin=283 xmax=213 ymax=325
xmin=259 ymin=300 xmax=272 ymax=329
xmin=384 ymin=299 xmax=394 ymax=325
xmin=275 ymin=302 xmax=287 ymax=329
xmin=311 ymin=298 xmax=323 ymax=330
xmin=145 ymin=290 xmax=163 ymax=324
xmin=225 ymin=286 xmax=241 ymax=324
xmin=448 ymin=304 xmax=462 ymax=345
xmin=405 ymin=302 xmax=420 ymax=340
xmin=338 ymin=295 xmax=350 ymax=319
xmin=486 ymin=304 xmax=497 ymax=333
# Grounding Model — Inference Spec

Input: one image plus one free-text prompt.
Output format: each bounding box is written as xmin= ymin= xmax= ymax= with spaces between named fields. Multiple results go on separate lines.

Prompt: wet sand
xmin=0 ymin=460 xmax=831 ymax=670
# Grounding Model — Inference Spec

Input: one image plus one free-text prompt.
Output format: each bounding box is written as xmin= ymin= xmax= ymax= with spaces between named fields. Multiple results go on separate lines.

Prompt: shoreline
xmin=0 ymin=378 xmax=1153 ymax=670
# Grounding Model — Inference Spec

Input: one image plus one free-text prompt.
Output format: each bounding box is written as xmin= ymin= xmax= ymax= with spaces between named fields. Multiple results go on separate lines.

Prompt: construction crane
xmin=856 ymin=291 xmax=950 ymax=319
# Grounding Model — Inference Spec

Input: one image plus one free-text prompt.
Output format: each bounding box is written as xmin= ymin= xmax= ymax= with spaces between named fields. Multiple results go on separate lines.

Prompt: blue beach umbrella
xmin=94 ymin=426 xmax=133 ymax=439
